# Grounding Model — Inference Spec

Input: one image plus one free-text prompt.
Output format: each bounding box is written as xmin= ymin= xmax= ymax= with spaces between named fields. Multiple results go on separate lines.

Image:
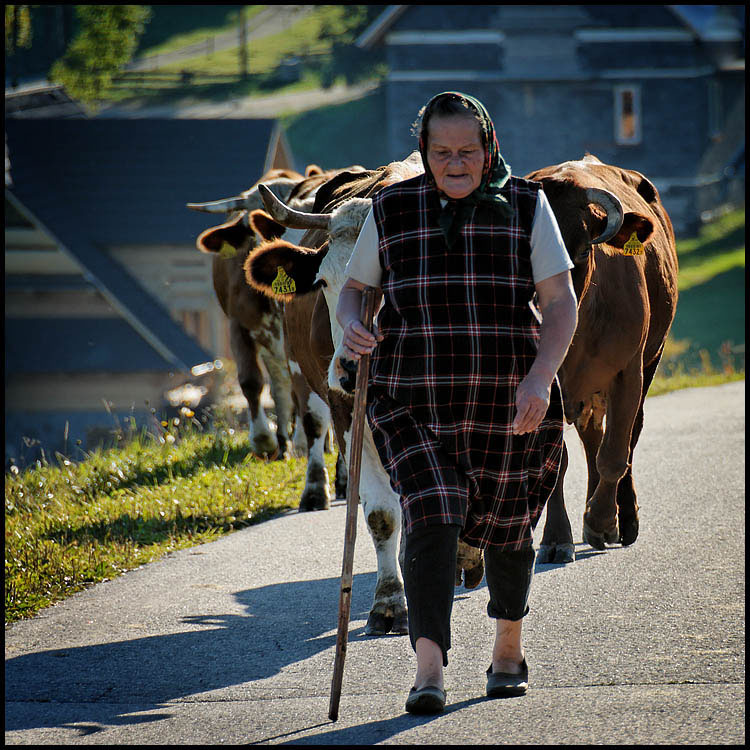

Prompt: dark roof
xmin=358 ymin=4 xmax=745 ymax=48
xmin=5 ymin=318 xmax=174 ymax=375
xmin=5 ymin=118 xmax=285 ymax=372
xmin=5 ymin=83 xmax=88 ymax=119
xmin=5 ymin=118 xmax=278 ymax=245
xmin=668 ymin=5 xmax=745 ymax=43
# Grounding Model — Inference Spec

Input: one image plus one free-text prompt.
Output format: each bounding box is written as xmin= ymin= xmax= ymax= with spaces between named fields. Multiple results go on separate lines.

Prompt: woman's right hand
xmin=341 ymin=318 xmax=383 ymax=361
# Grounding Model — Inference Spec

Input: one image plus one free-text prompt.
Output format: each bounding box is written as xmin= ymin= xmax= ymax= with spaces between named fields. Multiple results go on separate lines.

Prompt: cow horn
xmin=586 ymin=188 xmax=624 ymax=245
xmin=186 ymin=196 xmax=254 ymax=214
xmin=258 ymin=184 xmax=331 ymax=229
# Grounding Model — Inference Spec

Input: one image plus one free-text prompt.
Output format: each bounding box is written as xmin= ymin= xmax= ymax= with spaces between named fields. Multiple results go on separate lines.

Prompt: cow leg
xmin=291 ymin=417 xmax=307 ymax=457
xmin=299 ymin=391 xmax=332 ymax=511
xmin=583 ymin=357 xmax=644 ymax=550
xmin=289 ymin=389 xmax=308 ymax=457
xmin=334 ymin=450 xmax=348 ymax=500
xmin=358 ymin=428 xmax=408 ymax=635
xmin=577 ymin=395 xmax=606 ymax=502
xmin=538 ymin=443 xmax=575 ymax=563
xmin=229 ymin=320 xmax=277 ymax=458
xmin=456 ymin=539 xmax=485 ymax=587
xmin=260 ymin=346 xmax=294 ymax=460
xmin=616 ymin=350 xmax=662 ymax=546
xmin=288 ymin=365 xmax=310 ymax=457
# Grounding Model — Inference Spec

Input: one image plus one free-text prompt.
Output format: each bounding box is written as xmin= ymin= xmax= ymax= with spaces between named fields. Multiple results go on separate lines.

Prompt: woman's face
xmin=426 ymin=114 xmax=485 ymax=199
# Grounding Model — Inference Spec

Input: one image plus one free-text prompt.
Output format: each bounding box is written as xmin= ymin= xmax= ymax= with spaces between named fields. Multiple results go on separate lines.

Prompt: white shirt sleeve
xmin=530 ymin=189 xmax=574 ymax=283
xmin=343 ymin=206 xmax=383 ymax=287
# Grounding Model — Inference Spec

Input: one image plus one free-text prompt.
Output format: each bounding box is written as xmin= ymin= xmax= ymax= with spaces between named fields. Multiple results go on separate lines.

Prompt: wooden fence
xmin=110 ymin=70 xmax=244 ymax=88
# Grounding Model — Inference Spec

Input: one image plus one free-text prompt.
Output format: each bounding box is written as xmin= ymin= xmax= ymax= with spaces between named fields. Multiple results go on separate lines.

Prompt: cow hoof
xmin=298 ymin=491 xmax=330 ymax=512
xmin=582 ymin=518 xmax=619 ymax=551
xmin=619 ymin=517 xmax=639 ymax=547
xmin=391 ymin=611 xmax=409 ymax=635
xmin=462 ymin=562 xmax=485 ymax=589
xmin=365 ymin=612 xmax=393 ymax=636
xmin=250 ymin=434 xmax=278 ymax=458
xmin=273 ymin=446 xmax=291 ymax=461
xmin=249 ymin=445 xmax=279 ymax=461
xmin=334 ymin=480 xmax=347 ymax=500
xmin=537 ymin=543 xmax=575 ymax=564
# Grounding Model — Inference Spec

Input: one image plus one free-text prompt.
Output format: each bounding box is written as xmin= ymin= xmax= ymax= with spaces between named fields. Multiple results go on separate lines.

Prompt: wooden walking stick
xmin=329 ymin=286 xmax=377 ymax=722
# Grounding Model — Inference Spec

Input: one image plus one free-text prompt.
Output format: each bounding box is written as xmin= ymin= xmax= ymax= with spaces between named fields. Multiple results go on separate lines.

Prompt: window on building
xmin=614 ymin=85 xmax=641 ymax=146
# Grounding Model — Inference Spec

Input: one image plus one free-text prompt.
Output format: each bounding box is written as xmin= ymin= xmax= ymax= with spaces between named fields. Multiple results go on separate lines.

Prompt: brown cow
xmin=526 ymin=154 xmax=679 ymax=560
xmin=187 ymin=166 xmax=331 ymax=461
xmin=244 ymin=153 xmax=486 ymax=635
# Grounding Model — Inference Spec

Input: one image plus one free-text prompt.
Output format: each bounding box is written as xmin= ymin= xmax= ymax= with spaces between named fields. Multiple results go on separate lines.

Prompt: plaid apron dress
xmin=366 ymin=173 xmax=564 ymax=551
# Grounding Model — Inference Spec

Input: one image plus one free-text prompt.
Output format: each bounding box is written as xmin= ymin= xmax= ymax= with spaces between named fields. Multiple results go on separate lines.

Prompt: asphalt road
xmin=5 ymin=381 xmax=745 ymax=745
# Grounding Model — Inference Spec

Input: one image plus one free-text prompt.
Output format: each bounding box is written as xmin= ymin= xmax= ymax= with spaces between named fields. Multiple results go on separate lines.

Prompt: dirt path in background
xmin=96 ymin=80 xmax=380 ymax=119
xmin=125 ymin=5 xmax=315 ymax=72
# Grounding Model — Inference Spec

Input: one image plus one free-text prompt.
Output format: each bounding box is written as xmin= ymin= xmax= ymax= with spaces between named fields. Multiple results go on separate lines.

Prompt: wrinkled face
xmin=426 ymin=114 xmax=485 ymax=199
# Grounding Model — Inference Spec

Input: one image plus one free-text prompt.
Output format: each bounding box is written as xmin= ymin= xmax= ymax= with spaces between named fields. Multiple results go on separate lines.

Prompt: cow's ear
xmin=608 ymin=212 xmax=654 ymax=249
xmin=196 ymin=213 xmax=250 ymax=255
xmin=249 ymin=209 xmax=285 ymax=241
xmin=245 ymin=240 xmax=327 ymax=300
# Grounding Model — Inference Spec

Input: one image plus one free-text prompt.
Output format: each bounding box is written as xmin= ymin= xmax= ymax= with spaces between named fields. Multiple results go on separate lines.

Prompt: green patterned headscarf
xmin=418 ymin=91 xmax=514 ymax=246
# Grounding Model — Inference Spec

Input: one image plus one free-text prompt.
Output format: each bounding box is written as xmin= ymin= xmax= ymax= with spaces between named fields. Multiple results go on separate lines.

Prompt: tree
xmin=49 ymin=5 xmax=151 ymax=107
xmin=317 ymin=6 xmax=386 ymax=89
xmin=5 ymin=5 xmax=34 ymax=51
xmin=5 ymin=4 xmax=35 ymax=87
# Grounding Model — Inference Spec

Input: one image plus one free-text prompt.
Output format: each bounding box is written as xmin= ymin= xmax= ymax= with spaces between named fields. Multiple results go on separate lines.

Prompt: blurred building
xmin=5 ymin=105 xmax=295 ymax=465
xmin=358 ymin=4 xmax=745 ymax=234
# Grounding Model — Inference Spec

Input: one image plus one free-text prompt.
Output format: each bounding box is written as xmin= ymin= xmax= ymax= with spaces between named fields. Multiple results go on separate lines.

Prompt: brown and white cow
xmin=187 ymin=167 xmax=333 ymax=466
xmin=244 ymin=153 xmax=485 ymax=635
xmin=526 ymin=154 xmax=679 ymax=560
xmin=190 ymin=165 xmax=370 ymax=509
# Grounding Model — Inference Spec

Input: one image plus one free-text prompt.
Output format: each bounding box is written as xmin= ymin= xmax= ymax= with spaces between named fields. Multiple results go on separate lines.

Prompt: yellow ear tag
xmin=623 ymin=232 xmax=645 ymax=256
xmin=271 ymin=266 xmax=296 ymax=295
xmin=219 ymin=242 xmax=237 ymax=258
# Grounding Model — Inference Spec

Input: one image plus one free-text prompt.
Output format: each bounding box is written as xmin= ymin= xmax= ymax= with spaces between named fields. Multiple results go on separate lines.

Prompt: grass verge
xmin=652 ymin=208 xmax=745 ymax=393
xmin=5 ymin=421 xmax=337 ymax=624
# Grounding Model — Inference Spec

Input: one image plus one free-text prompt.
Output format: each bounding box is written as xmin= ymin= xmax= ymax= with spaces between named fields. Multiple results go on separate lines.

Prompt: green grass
xmin=5 ymin=421 xmax=339 ymax=624
xmin=136 ymin=6 xmax=265 ymax=58
xmin=651 ymin=208 xmax=745 ymax=393
xmin=283 ymin=88 xmax=391 ymax=171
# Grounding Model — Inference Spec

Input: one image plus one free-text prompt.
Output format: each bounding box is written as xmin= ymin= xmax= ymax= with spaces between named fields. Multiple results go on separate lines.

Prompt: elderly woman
xmin=336 ymin=91 xmax=578 ymax=714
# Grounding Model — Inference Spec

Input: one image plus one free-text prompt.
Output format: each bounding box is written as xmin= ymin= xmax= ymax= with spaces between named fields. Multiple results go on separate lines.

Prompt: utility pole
xmin=239 ymin=6 xmax=248 ymax=80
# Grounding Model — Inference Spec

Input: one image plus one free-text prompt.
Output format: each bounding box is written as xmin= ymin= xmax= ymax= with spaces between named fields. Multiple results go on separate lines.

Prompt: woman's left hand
xmin=512 ymin=271 xmax=578 ymax=435
xmin=512 ymin=371 xmax=552 ymax=435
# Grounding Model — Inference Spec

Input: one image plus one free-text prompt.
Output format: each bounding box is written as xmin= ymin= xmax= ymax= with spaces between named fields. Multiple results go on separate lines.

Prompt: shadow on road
xmin=5 ymin=571 xmax=382 ymax=734
xmin=248 ymin=696 xmax=490 ymax=745
xmin=6 ymin=543 xmax=611 ymax=736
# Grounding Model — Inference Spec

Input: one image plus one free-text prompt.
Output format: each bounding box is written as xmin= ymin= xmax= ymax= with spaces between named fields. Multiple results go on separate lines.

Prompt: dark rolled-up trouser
xmin=403 ymin=523 xmax=536 ymax=666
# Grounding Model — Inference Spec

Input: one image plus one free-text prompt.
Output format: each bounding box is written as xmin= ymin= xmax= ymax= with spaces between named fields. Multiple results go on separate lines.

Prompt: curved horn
xmin=186 ymin=196 xmax=255 ymax=214
xmin=586 ymin=187 xmax=624 ymax=245
xmin=258 ymin=183 xmax=331 ymax=229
